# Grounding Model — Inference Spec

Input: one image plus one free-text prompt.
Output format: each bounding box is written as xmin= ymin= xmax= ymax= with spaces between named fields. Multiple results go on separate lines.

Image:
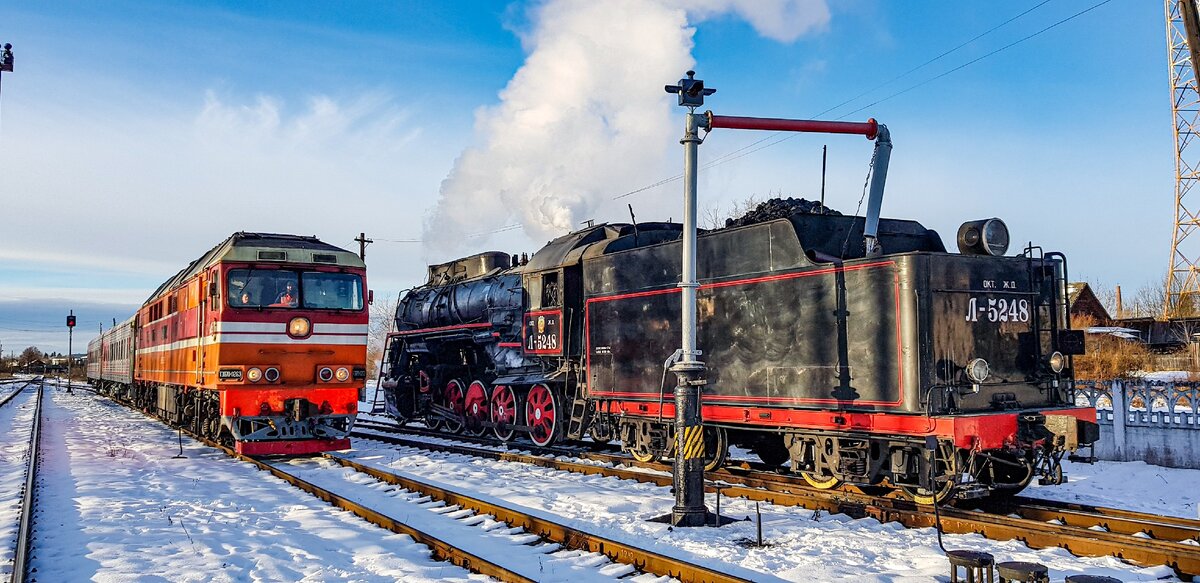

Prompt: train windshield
xmin=300 ymin=272 xmax=364 ymax=310
xmin=227 ymin=269 xmax=363 ymax=310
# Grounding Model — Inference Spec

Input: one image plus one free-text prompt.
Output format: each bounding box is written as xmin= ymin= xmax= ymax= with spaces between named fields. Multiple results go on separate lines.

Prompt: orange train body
xmin=88 ymin=232 xmax=368 ymax=455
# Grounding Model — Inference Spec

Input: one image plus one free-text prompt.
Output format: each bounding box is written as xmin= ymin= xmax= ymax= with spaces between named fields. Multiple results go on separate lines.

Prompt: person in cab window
xmin=240 ymin=291 xmax=253 ymax=306
xmin=275 ymin=281 xmax=298 ymax=307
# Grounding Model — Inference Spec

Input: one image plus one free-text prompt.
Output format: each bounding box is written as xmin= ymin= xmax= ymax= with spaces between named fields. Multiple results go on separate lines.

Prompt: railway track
xmin=0 ymin=377 xmax=45 ymax=583
xmin=111 ymin=397 xmax=751 ymax=583
xmin=352 ymin=417 xmax=1200 ymax=578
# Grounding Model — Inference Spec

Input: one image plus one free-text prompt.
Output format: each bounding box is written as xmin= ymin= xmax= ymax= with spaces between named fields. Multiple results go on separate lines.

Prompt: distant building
xmin=1066 ymin=282 xmax=1111 ymax=325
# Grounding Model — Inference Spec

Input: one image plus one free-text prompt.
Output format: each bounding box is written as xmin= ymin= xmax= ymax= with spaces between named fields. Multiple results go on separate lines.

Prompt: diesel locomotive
xmin=379 ymin=202 xmax=1097 ymax=502
xmin=88 ymin=232 xmax=369 ymax=455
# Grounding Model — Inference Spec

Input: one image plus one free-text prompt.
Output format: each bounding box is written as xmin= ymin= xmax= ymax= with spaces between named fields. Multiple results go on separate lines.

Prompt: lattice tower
xmin=1166 ymin=0 xmax=1200 ymax=318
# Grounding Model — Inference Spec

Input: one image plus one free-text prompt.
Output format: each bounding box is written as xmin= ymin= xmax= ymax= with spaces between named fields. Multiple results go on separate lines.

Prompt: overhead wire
xmin=608 ymin=0 xmax=1112 ymax=201
xmin=381 ymin=0 xmax=1115 ymax=240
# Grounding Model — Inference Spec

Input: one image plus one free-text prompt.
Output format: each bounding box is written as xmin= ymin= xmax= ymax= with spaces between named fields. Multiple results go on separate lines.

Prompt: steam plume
xmin=424 ymin=0 xmax=830 ymax=256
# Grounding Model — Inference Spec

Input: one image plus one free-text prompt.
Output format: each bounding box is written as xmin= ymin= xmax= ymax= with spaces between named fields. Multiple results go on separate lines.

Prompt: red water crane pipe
xmin=706 ymin=114 xmax=879 ymax=140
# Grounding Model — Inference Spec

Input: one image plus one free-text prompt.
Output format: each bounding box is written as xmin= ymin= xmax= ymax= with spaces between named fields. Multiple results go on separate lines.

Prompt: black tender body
xmin=381 ymin=205 xmax=1095 ymax=501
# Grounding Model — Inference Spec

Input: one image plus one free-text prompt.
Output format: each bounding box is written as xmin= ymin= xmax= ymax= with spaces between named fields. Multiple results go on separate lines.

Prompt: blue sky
xmin=0 ymin=0 xmax=1170 ymax=353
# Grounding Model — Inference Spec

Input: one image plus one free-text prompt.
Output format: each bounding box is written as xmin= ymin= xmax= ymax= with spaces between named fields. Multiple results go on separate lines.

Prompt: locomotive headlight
xmin=1048 ymin=351 xmax=1065 ymax=374
xmin=965 ymin=358 xmax=990 ymax=384
xmin=334 ymin=367 xmax=350 ymax=382
xmin=956 ymin=218 xmax=1010 ymax=256
xmin=318 ymin=367 xmax=334 ymax=382
xmin=246 ymin=367 xmax=263 ymax=383
xmin=288 ymin=317 xmax=311 ymax=338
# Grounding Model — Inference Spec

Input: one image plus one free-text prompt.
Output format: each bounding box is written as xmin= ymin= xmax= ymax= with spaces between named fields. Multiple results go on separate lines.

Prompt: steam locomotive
xmin=379 ymin=202 xmax=1097 ymax=502
xmin=88 ymin=232 xmax=369 ymax=455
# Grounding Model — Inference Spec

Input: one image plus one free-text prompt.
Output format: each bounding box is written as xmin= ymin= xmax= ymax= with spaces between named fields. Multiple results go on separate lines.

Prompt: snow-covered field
xmin=18 ymin=380 xmax=1190 ymax=581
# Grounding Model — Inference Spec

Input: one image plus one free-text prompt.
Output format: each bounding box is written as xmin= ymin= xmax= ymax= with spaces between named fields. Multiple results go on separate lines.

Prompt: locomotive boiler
xmin=380 ymin=203 xmax=1097 ymax=502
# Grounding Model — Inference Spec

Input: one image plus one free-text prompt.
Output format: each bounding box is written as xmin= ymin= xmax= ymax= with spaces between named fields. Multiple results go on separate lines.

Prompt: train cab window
xmin=227 ymin=269 xmax=363 ymax=310
xmin=541 ymin=273 xmax=560 ymax=307
xmin=227 ymin=269 xmax=299 ymax=308
xmin=301 ymin=272 xmax=364 ymax=310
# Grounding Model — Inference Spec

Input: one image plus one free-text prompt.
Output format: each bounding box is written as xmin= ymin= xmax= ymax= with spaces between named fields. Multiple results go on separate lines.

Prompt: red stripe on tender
xmin=394 ymin=322 xmax=492 ymax=336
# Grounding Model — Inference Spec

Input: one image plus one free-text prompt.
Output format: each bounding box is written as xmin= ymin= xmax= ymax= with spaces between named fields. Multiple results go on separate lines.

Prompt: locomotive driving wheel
xmin=701 ymin=427 xmax=729 ymax=472
xmin=630 ymin=445 xmax=660 ymax=463
xmin=463 ymin=381 xmax=490 ymax=436
xmin=525 ymin=383 xmax=560 ymax=447
xmin=442 ymin=379 xmax=466 ymax=434
xmin=490 ymin=385 xmax=518 ymax=441
xmin=899 ymin=443 xmax=958 ymax=505
xmin=800 ymin=471 xmax=842 ymax=490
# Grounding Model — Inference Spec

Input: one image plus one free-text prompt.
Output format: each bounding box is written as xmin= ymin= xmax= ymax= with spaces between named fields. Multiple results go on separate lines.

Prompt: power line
xmin=608 ymin=0 xmax=1113 ymax=201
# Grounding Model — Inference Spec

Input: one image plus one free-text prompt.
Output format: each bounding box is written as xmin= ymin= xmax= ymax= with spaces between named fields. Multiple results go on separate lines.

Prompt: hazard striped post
xmin=664 ymin=71 xmax=715 ymax=527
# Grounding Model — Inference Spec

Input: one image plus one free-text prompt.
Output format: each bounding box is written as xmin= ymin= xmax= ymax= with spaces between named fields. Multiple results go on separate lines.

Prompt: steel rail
xmin=0 ymin=378 xmax=34 ymax=410
xmin=103 ymin=399 xmax=752 ymax=583
xmin=352 ymin=421 xmax=1200 ymax=576
xmin=166 ymin=429 xmax=536 ymax=582
xmin=12 ymin=380 xmax=42 ymax=583
xmin=322 ymin=452 xmax=754 ymax=583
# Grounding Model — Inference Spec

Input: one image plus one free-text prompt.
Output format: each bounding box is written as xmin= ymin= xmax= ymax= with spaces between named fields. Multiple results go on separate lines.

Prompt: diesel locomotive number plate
xmin=965 ymin=296 xmax=1030 ymax=323
xmin=524 ymin=310 xmax=562 ymax=355
xmin=218 ymin=368 xmax=243 ymax=381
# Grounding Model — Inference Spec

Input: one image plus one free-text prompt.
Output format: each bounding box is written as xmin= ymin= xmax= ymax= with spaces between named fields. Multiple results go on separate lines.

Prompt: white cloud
xmin=424 ymin=0 xmax=832 ymax=257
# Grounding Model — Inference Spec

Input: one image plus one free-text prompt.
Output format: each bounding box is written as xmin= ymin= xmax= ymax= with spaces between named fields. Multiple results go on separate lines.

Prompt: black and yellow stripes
xmin=677 ymin=425 xmax=706 ymax=460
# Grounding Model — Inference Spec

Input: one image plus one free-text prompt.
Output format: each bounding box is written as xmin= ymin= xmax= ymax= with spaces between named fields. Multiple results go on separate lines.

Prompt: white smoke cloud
xmin=424 ymin=0 xmax=831 ymax=256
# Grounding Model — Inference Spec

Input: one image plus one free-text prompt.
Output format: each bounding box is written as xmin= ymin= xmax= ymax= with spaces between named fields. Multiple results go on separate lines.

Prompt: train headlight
xmin=1048 ymin=351 xmax=1065 ymax=374
xmin=318 ymin=367 xmax=333 ymax=382
xmin=264 ymin=367 xmax=280 ymax=383
xmin=288 ymin=317 xmax=311 ymax=338
xmin=246 ymin=367 xmax=263 ymax=383
xmin=956 ymin=218 xmax=1010 ymax=256
xmin=334 ymin=367 xmax=350 ymax=382
xmin=965 ymin=358 xmax=990 ymax=384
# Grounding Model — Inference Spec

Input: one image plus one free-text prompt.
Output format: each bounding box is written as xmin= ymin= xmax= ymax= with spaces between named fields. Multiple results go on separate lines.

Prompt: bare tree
xmin=366 ymin=293 xmax=399 ymax=380
xmin=702 ymin=194 xmax=766 ymax=230
xmin=18 ymin=346 xmax=42 ymax=365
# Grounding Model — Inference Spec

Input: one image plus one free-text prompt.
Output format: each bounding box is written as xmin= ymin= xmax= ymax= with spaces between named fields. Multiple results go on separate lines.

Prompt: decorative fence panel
xmin=1074 ymin=379 xmax=1200 ymax=468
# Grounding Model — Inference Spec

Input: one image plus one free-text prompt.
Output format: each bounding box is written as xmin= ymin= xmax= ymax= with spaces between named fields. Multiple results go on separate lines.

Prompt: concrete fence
xmin=1074 ymin=379 xmax=1200 ymax=469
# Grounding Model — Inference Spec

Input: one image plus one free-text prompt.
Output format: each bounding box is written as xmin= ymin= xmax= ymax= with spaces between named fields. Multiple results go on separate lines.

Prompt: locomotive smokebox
xmin=957 ymin=218 xmax=1010 ymax=256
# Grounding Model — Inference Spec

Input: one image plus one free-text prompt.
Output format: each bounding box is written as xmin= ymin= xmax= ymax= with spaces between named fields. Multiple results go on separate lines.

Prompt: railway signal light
xmin=664 ymin=71 xmax=715 ymax=109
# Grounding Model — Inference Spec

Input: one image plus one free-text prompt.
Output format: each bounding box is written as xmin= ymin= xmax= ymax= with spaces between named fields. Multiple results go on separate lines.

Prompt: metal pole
xmin=669 ymin=109 xmax=709 ymax=528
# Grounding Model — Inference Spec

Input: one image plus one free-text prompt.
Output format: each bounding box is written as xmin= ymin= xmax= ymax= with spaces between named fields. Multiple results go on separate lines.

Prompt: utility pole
xmin=355 ymin=232 xmax=373 ymax=261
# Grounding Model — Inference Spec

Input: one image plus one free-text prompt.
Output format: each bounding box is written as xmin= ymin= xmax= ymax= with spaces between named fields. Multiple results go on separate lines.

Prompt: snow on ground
xmin=0 ymin=384 xmax=37 ymax=578
xmin=343 ymin=435 xmax=1177 ymax=582
xmin=20 ymin=382 xmax=1191 ymax=582
xmin=32 ymin=385 xmax=490 ymax=582
xmin=1027 ymin=458 xmax=1200 ymax=519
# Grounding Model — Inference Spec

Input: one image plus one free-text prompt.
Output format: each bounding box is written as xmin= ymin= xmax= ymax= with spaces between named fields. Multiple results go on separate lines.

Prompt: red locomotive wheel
xmin=464 ymin=381 xmax=490 ymax=436
xmin=490 ymin=385 xmax=517 ymax=442
xmin=525 ymin=383 xmax=559 ymax=447
xmin=443 ymin=379 xmax=466 ymax=434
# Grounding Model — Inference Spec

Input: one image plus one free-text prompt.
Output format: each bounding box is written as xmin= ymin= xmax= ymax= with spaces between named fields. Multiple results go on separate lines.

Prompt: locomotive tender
xmin=88 ymin=232 xmax=369 ymax=455
xmin=381 ymin=204 xmax=1098 ymax=502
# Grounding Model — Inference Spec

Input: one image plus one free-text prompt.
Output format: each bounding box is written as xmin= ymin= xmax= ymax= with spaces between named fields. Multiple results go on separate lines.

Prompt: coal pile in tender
xmin=723 ymin=197 xmax=841 ymax=229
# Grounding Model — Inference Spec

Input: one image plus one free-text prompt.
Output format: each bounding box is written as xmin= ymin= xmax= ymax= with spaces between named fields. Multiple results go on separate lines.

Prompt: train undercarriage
xmin=92 ymin=380 xmax=353 ymax=455
xmin=383 ymin=369 xmax=1083 ymax=504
